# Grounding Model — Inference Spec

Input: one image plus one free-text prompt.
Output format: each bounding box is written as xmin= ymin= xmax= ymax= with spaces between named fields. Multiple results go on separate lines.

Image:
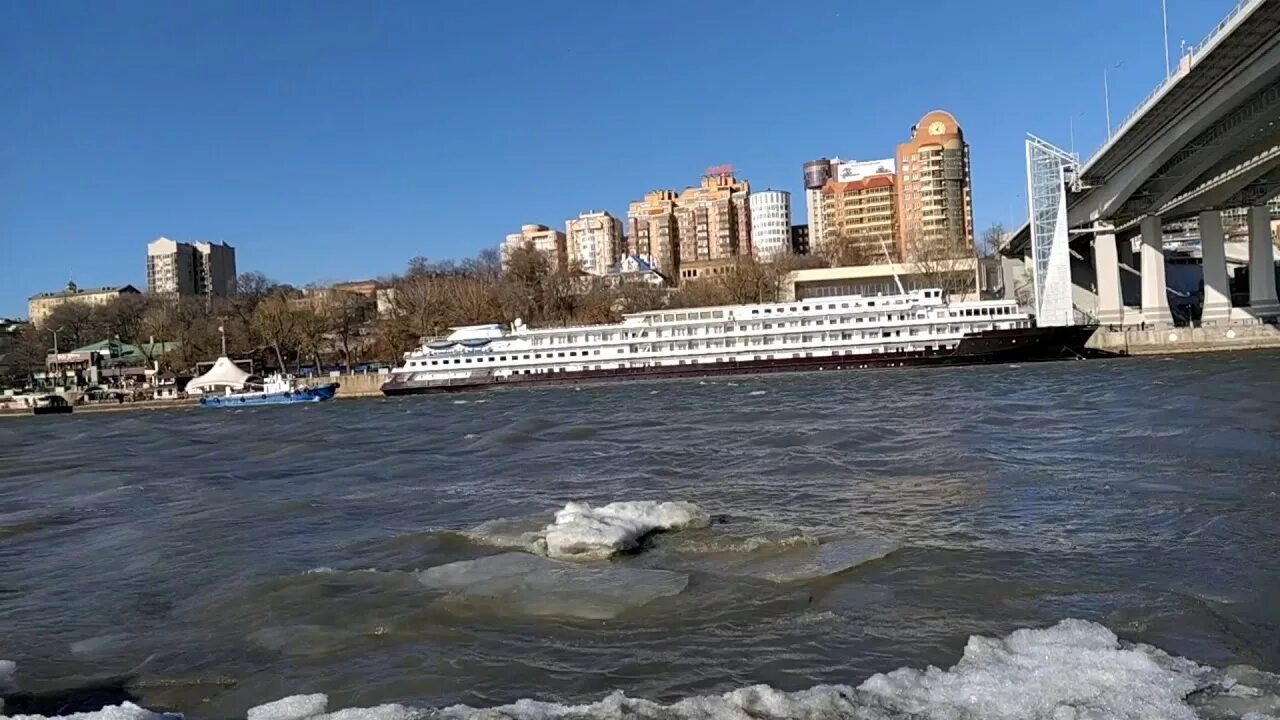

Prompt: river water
xmin=3 ymin=352 xmax=1280 ymax=720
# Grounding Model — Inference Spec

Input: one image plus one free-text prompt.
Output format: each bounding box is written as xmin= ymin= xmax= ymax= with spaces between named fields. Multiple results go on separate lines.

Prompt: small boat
xmin=199 ymin=373 xmax=340 ymax=408
xmin=32 ymin=394 xmax=73 ymax=415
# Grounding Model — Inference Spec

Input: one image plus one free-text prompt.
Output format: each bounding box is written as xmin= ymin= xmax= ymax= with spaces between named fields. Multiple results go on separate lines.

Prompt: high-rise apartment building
xmin=673 ymin=169 xmax=752 ymax=265
xmin=627 ymin=167 xmax=752 ymax=278
xmin=820 ymin=167 xmax=898 ymax=263
xmin=146 ymin=237 xmax=237 ymax=297
xmin=895 ymin=110 xmax=974 ymax=259
xmin=502 ymin=224 xmax=568 ymax=273
xmin=803 ymin=158 xmax=896 ymax=258
xmin=803 ymin=158 xmax=838 ymax=251
xmin=565 ymin=211 xmax=623 ymax=276
xmin=627 ymin=190 xmax=680 ymax=276
xmin=749 ymin=190 xmax=792 ymax=262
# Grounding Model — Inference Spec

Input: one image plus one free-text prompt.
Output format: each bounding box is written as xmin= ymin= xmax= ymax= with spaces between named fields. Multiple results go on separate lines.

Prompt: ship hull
xmin=199 ymin=383 xmax=340 ymax=408
xmin=381 ymin=326 xmax=1111 ymax=396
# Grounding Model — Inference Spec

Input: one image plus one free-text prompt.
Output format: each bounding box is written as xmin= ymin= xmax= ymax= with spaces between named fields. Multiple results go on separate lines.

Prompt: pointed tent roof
xmin=185 ymin=356 xmax=252 ymax=394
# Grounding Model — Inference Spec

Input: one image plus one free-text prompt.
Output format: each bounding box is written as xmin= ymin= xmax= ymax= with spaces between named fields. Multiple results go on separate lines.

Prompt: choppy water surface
xmin=3 ymin=353 xmax=1280 ymax=719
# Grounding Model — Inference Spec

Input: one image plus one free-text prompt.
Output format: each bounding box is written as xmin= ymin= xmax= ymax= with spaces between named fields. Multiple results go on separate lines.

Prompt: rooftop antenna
xmin=875 ymin=235 xmax=906 ymax=294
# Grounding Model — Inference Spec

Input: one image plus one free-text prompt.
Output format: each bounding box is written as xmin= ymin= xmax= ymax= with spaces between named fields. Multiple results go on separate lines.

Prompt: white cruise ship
xmin=380 ymin=289 xmax=1102 ymax=395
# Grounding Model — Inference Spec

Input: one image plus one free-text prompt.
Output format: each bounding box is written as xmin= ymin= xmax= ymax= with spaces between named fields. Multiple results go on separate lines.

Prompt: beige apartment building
xmin=146 ymin=236 xmax=237 ymax=297
xmin=27 ymin=282 xmax=141 ymax=327
xmin=895 ymin=110 xmax=975 ymax=259
xmin=627 ymin=168 xmax=751 ymax=278
xmin=820 ymin=172 xmax=899 ymax=263
xmin=803 ymin=158 xmax=897 ymax=258
xmin=565 ymin=211 xmax=623 ymax=276
xmin=627 ymin=190 xmax=680 ymax=276
xmin=502 ymin=224 xmax=568 ymax=273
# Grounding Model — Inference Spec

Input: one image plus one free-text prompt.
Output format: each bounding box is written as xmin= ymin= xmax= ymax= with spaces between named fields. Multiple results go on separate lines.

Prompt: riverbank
xmin=0 ymin=397 xmax=197 ymax=418
xmin=1087 ymin=322 xmax=1280 ymax=355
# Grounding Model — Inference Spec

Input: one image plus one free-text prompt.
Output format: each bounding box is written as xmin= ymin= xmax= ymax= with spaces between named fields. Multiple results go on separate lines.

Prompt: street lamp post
xmin=1162 ymin=0 xmax=1171 ymax=78
xmin=1104 ymin=63 xmax=1123 ymax=140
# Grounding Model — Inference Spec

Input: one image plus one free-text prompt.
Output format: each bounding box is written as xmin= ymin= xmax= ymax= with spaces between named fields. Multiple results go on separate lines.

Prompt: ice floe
xmin=415 ymin=552 xmax=688 ymax=620
xmin=460 ymin=501 xmax=709 ymax=561
xmin=544 ymin=501 xmax=709 ymax=561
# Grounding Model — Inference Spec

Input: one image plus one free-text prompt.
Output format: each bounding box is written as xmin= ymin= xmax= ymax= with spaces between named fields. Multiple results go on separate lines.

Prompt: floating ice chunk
xmin=248 ymin=694 xmax=329 ymax=720
xmin=246 ymin=695 xmax=424 ymax=720
xmin=462 ymin=515 xmax=551 ymax=556
xmin=0 ymin=703 xmax=180 ymax=720
xmin=416 ymin=552 xmax=688 ymax=620
xmin=0 ymin=658 xmax=16 ymax=694
xmin=543 ymin=501 xmax=709 ymax=561
xmin=746 ymin=538 xmax=899 ymax=583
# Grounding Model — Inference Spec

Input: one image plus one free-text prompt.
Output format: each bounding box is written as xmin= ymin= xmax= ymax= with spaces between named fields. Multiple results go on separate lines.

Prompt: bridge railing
xmin=1082 ymin=0 xmax=1263 ymax=170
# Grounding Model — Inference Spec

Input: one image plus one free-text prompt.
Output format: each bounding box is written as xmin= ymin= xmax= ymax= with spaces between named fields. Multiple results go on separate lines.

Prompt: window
xmin=558 ymin=352 xmax=565 ymax=358
xmin=570 ymin=351 xmax=577 ymax=357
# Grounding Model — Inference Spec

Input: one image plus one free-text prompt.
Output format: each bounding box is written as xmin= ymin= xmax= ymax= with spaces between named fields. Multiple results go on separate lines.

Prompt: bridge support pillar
xmin=1247 ymin=205 xmax=1279 ymax=318
xmin=1199 ymin=210 xmax=1232 ymax=324
xmin=1140 ymin=216 xmax=1173 ymax=325
xmin=1092 ymin=230 xmax=1124 ymax=325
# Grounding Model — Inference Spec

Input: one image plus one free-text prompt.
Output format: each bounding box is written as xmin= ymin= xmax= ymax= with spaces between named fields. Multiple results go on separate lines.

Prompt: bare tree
xmin=44 ymin=302 xmax=99 ymax=349
xmin=325 ymin=289 xmax=376 ymax=373
xmin=822 ymin=232 xmax=890 ymax=268
xmin=904 ymin=231 xmax=978 ymax=297
xmin=979 ymin=223 xmax=1006 ymax=258
xmin=252 ymin=293 xmax=298 ymax=370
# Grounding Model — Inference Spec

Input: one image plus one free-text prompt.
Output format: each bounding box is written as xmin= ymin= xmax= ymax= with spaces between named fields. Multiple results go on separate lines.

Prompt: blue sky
xmin=1 ymin=0 xmax=1237 ymax=316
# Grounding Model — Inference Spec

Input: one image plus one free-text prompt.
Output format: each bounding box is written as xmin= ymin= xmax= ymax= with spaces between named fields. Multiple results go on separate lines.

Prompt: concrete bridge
xmin=1008 ymin=0 xmax=1280 ymax=328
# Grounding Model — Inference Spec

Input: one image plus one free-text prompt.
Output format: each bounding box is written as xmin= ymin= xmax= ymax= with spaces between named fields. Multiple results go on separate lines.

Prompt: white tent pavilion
xmin=185 ymin=357 xmax=252 ymax=395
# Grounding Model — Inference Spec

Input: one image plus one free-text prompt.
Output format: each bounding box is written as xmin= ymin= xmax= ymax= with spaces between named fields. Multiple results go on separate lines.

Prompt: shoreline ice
xmin=7 ymin=619 xmax=1280 ymax=719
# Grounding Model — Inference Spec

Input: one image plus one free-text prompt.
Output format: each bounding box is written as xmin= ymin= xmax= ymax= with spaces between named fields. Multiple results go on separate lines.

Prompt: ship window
xmin=802 ymin=306 xmax=809 ymax=311
xmin=868 ymin=301 xmax=875 ymax=307
xmin=465 ymin=358 xmax=472 ymax=363
xmin=713 ymin=311 xmax=724 ymax=318
xmin=523 ymin=354 xmax=530 ymax=359
xmin=594 ymin=350 xmax=601 ymax=355
xmin=751 ymin=310 xmax=758 ymax=315
xmin=764 ymin=308 xmax=772 ymax=314
xmin=699 ymin=311 xmax=711 ymax=319
xmin=828 ymin=304 xmax=836 ymax=310
xmin=763 ymin=324 xmax=772 ymax=329
xmin=676 ymin=313 xmax=687 ymax=321
xmin=558 ymin=352 xmax=565 ymax=358
xmin=841 ymin=303 xmax=849 ymax=309
xmin=431 ymin=360 xmax=438 ymax=365
xmin=570 ymin=351 xmax=577 ymax=357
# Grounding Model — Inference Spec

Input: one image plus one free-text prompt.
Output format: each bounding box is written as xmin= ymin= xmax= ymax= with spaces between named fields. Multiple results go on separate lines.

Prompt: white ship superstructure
xmin=386 ymin=289 xmax=1029 ymax=388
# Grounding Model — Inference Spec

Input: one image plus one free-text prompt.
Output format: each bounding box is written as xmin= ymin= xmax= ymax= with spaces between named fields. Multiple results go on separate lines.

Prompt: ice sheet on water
xmin=746 ymin=538 xmax=899 ymax=583
xmin=543 ymin=501 xmax=709 ymax=561
xmin=461 ymin=515 xmax=550 ymax=556
xmin=676 ymin=536 xmax=898 ymax=583
xmin=415 ymin=552 xmax=688 ymax=620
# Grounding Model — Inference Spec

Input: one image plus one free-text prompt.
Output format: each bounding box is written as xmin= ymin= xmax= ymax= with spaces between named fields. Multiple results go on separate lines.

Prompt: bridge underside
xmin=1006 ymin=0 xmax=1280 ymax=328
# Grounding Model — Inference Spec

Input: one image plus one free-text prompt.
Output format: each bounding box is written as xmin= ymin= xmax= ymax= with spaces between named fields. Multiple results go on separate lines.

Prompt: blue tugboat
xmin=187 ymin=355 xmax=339 ymax=409
xmin=199 ymin=373 xmax=339 ymax=408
